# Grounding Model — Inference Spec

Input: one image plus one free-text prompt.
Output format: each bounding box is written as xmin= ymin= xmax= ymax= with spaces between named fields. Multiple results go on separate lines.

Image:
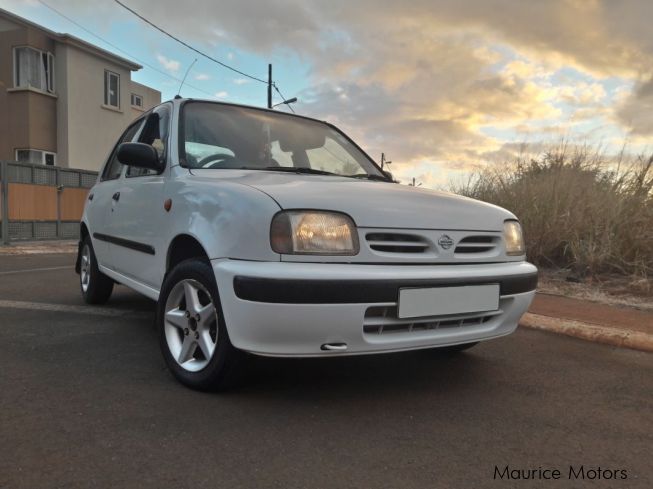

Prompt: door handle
xmin=88 ymin=193 xmax=94 ymax=201
xmin=112 ymin=192 xmax=120 ymax=202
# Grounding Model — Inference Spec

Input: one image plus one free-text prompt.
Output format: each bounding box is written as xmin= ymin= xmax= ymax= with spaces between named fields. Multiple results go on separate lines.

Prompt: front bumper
xmin=213 ymin=260 xmax=537 ymax=357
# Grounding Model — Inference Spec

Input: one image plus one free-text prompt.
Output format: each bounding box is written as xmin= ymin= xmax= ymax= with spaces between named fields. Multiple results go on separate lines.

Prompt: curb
xmin=521 ymin=313 xmax=653 ymax=353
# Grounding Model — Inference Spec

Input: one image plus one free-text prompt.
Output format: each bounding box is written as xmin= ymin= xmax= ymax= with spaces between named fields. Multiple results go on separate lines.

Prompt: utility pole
xmin=266 ymin=63 xmax=298 ymax=112
xmin=267 ymin=64 xmax=273 ymax=109
xmin=381 ymin=153 xmax=392 ymax=170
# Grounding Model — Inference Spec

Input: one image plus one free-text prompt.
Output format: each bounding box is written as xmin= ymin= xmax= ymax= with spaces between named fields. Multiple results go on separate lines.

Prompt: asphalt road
xmin=0 ymin=253 xmax=651 ymax=489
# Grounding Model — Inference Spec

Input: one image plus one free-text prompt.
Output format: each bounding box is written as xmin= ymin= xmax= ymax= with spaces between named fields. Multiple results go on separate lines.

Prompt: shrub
xmin=451 ymin=144 xmax=653 ymax=277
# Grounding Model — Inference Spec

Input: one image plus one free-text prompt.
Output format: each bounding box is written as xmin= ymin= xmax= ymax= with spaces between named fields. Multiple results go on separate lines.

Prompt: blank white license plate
xmin=398 ymin=284 xmax=500 ymax=319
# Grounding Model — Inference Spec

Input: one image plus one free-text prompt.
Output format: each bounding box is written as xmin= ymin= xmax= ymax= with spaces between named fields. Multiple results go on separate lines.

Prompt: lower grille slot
xmin=363 ymin=307 xmax=499 ymax=335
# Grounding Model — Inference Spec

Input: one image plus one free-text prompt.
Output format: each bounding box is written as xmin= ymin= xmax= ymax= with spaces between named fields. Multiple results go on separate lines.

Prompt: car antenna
xmin=177 ymin=58 xmax=198 ymax=98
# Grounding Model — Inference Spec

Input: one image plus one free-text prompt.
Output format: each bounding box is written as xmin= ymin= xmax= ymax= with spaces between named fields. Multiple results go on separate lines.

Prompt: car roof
xmin=165 ymin=97 xmax=327 ymax=126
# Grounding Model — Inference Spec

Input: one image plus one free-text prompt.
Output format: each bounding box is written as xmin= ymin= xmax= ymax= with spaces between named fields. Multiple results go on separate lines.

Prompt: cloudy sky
xmin=3 ymin=0 xmax=653 ymax=186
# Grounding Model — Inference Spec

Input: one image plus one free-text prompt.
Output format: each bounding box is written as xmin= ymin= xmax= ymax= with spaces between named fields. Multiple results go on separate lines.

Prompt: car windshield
xmin=181 ymin=102 xmax=384 ymax=178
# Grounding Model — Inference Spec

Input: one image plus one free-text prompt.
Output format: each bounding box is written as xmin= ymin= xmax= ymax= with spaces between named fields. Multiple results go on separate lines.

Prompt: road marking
xmin=0 ymin=266 xmax=73 ymax=276
xmin=0 ymin=299 xmax=151 ymax=318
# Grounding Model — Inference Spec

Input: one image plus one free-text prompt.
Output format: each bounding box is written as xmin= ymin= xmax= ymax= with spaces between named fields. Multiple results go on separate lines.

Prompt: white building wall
xmin=130 ymin=80 xmax=161 ymax=119
xmin=56 ymin=44 xmax=160 ymax=171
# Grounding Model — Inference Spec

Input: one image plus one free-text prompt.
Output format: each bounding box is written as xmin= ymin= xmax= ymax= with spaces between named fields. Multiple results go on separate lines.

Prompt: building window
xmin=104 ymin=70 xmax=120 ymax=108
xmin=15 ymin=149 xmax=57 ymax=166
xmin=131 ymin=93 xmax=143 ymax=108
xmin=13 ymin=47 xmax=55 ymax=93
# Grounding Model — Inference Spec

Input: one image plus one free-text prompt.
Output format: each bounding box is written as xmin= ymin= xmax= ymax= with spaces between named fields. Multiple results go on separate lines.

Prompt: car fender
xmin=162 ymin=173 xmax=282 ymax=262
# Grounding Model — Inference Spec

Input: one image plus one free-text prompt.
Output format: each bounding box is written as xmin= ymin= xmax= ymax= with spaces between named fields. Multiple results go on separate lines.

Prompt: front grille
xmin=454 ymin=235 xmax=499 ymax=255
xmin=363 ymin=305 xmax=501 ymax=335
xmin=365 ymin=233 xmax=429 ymax=254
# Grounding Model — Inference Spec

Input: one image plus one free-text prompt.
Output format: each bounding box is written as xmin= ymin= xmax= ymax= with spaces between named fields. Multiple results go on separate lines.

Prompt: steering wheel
xmin=199 ymin=154 xmax=238 ymax=169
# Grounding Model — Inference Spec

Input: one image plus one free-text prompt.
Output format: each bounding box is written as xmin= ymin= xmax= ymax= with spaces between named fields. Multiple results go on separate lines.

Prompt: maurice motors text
xmin=494 ymin=465 xmax=628 ymax=481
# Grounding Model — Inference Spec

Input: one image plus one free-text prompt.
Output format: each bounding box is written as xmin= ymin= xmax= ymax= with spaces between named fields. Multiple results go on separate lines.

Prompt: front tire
xmin=79 ymin=235 xmax=114 ymax=304
xmin=157 ymin=258 xmax=242 ymax=391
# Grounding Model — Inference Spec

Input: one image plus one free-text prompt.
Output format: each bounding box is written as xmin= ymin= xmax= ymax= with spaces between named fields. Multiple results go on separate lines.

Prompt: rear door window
xmin=127 ymin=105 xmax=171 ymax=177
xmin=101 ymin=120 xmax=145 ymax=181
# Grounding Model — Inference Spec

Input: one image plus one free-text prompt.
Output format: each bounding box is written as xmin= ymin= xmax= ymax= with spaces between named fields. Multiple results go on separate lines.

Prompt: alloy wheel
xmin=80 ymin=244 xmax=91 ymax=293
xmin=163 ymin=279 xmax=218 ymax=372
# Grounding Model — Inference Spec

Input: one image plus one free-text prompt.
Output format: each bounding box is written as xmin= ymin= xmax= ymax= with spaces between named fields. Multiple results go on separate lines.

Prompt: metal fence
xmin=0 ymin=161 xmax=98 ymax=244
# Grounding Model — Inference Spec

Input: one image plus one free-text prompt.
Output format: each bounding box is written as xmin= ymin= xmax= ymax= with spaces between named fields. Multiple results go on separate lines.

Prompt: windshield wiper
xmin=349 ymin=173 xmax=392 ymax=181
xmin=262 ymin=166 xmax=339 ymax=176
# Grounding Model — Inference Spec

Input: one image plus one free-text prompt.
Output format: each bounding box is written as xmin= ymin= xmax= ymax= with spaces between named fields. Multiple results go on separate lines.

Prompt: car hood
xmin=189 ymin=169 xmax=515 ymax=231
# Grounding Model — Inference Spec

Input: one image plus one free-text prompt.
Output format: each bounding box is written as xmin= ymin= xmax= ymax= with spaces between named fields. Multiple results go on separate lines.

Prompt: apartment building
xmin=0 ymin=8 xmax=161 ymax=171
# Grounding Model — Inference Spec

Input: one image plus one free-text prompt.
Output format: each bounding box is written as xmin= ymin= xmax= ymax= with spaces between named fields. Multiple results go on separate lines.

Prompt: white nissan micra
xmin=76 ymin=98 xmax=537 ymax=390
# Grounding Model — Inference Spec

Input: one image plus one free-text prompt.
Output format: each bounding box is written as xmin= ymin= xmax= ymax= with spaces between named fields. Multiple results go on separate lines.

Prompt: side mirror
xmin=117 ymin=142 xmax=163 ymax=172
xmin=383 ymin=170 xmax=395 ymax=182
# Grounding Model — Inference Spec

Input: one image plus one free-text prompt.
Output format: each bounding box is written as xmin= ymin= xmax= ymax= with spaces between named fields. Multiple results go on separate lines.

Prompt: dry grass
xmin=538 ymin=267 xmax=653 ymax=311
xmin=452 ymin=143 xmax=653 ymax=280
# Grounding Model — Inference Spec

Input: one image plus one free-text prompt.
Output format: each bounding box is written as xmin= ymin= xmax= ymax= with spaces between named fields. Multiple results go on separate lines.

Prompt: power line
xmin=36 ymin=0 xmax=217 ymax=99
xmin=113 ymin=0 xmax=268 ymax=84
xmin=113 ymin=0 xmax=299 ymax=109
xmin=273 ymin=83 xmax=295 ymax=113
xmin=41 ymin=0 xmax=299 ymax=107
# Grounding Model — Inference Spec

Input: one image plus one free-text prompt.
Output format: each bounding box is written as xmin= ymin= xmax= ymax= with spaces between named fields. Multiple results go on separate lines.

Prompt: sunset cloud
xmin=25 ymin=0 xmax=653 ymax=186
xmin=156 ymin=54 xmax=180 ymax=73
xmin=616 ymin=78 xmax=653 ymax=136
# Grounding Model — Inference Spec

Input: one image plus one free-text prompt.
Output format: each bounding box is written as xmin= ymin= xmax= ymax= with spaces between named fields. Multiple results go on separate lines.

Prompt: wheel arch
xmin=80 ymin=221 xmax=90 ymax=241
xmin=166 ymin=233 xmax=210 ymax=275
xmin=75 ymin=221 xmax=91 ymax=274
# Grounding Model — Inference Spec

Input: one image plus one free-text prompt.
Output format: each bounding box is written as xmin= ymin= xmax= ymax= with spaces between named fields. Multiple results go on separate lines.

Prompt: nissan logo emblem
xmin=438 ymin=234 xmax=454 ymax=250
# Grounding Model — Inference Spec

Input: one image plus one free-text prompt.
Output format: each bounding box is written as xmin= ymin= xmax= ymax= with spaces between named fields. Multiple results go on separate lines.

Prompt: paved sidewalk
xmin=529 ymin=293 xmax=653 ymax=335
xmin=523 ymin=293 xmax=653 ymax=352
xmin=0 ymin=240 xmax=77 ymax=255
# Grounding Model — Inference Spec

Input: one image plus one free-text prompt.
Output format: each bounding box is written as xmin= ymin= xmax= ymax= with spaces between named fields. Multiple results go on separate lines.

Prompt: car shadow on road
xmin=94 ymin=290 xmax=496 ymax=398
xmin=226 ymin=348 xmax=493 ymax=400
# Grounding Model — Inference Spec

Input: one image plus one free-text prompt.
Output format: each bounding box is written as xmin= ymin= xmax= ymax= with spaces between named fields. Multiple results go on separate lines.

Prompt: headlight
xmin=270 ymin=211 xmax=359 ymax=255
xmin=504 ymin=220 xmax=525 ymax=256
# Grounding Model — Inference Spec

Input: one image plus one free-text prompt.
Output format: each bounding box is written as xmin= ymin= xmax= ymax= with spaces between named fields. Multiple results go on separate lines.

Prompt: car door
xmin=88 ymin=119 xmax=145 ymax=269
xmin=105 ymin=104 xmax=171 ymax=289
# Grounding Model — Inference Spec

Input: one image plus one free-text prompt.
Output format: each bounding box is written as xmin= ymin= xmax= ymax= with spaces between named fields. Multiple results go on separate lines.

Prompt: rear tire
xmin=79 ymin=235 xmax=114 ymax=305
xmin=157 ymin=258 xmax=243 ymax=391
